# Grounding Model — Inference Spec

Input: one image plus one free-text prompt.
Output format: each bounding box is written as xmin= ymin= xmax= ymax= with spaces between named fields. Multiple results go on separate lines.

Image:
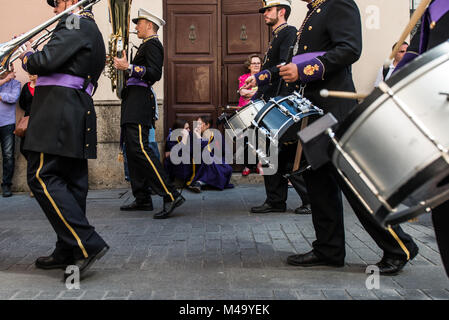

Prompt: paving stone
xmin=396 ymin=289 xmax=431 ymax=300
xmin=345 ymin=289 xmax=379 ymax=300
xmin=372 ymin=289 xmax=404 ymax=300
xmin=322 ymin=289 xmax=352 ymax=300
xmin=422 ymin=289 xmax=449 ymax=300
xmin=80 ymin=290 xmax=108 ymax=300
xmin=296 ymin=289 xmax=326 ymax=300
xmin=273 ymin=289 xmax=299 ymax=300
xmin=10 ymin=290 xmax=42 ymax=300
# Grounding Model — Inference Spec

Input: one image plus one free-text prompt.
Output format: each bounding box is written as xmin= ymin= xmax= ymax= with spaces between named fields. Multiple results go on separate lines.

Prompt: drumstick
xmin=384 ymin=0 xmax=432 ymax=68
xmin=320 ymin=89 xmax=368 ymax=100
xmin=226 ymin=106 xmax=240 ymax=110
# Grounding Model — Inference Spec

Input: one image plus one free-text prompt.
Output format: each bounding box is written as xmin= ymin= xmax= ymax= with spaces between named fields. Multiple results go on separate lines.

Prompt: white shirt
xmin=374 ymin=62 xmax=395 ymax=88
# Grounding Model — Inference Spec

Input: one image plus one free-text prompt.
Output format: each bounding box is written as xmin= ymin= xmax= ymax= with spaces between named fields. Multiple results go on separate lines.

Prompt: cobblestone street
xmin=0 ymin=184 xmax=448 ymax=300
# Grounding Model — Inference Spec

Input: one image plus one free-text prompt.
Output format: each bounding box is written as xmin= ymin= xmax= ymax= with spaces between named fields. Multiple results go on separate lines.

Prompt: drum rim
xmin=374 ymin=155 xmax=449 ymax=226
xmin=336 ymin=41 xmax=449 ymax=140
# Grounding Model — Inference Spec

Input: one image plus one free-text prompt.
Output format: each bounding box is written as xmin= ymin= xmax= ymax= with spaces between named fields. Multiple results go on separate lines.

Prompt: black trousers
xmin=27 ymin=151 xmax=107 ymax=260
xmin=123 ymin=123 xmax=180 ymax=204
xmin=303 ymin=163 xmax=417 ymax=265
xmin=431 ymin=200 xmax=449 ymax=277
xmin=264 ymin=143 xmax=310 ymax=207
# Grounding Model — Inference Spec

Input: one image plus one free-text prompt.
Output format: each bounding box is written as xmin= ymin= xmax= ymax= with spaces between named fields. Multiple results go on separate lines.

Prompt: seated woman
xmin=237 ymin=54 xmax=262 ymax=176
xmin=188 ymin=116 xmax=234 ymax=193
xmin=164 ymin=118 xmax=193 ymax=185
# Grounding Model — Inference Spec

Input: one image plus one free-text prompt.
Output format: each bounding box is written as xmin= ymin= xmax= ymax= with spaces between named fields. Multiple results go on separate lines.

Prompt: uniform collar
xmin=307 ymin=0 xmax=326 ymax=11
xmin=143 ymin=35 xmax=158 ymax=43
xmin=273 ymin=23 xmax=288 ymax=35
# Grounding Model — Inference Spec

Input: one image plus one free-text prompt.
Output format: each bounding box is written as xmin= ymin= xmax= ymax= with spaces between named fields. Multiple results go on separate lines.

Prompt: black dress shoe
xmin=120 ymin=200 xmax=153 ymax=211
xmin=376 ymin=245 xmax=419 ymax=275
xmin=64 ymin=245 xmax=109 ymax=280
xmin=35 ymin=255 xmax=74 ymax=270
xmin=153 ymin=195 xmax=186 ymax=219
xmin=188 ymin=181 xmax=202 ymax=193
xmin=287 ymin=250 xmax=344 ymax=267
xmin=2 ymin=185 xmax=12 ymax=198
xmin=295 ymin=204 xmax=312 ymax=215
xmin=250 ymin=202 xmax=286 ymax=214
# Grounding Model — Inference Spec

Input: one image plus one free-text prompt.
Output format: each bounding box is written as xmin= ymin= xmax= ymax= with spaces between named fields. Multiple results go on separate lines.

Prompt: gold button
xmin=87 ymin=128 xmax=91 ymax=132
xmin=267 ymin=58 xmax=270 ymax=62
xmin=270 ymin=46 xmax=272 ymax=49
xmin=296 ymin=85 xmax=299 ymax=89
xmin=430 ymin=21 xmax=436 ymax=29
xmin=304 ymin=45 xmax=308 ymax=51
xmin=86 ymin=144 xmax=89 ymax=147
xmin=286 ymin=83 xmax=289 ymax=87
xmin=317 ymin=8 xmax=321 ymax=13
xmin=308 ymin=26 xmax=312 ymax=31
xmin=87 ymin=111 xmax=91 ymax=115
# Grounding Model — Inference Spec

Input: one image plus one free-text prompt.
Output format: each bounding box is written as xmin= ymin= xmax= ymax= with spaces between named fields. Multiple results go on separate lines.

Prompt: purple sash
xmin=292 ymin=51 xmax=326 ymax=65
xmin=127 ymin=77 xmax=149 ymax=87
xmin=36 ymin=73 xmax=94 ymax=96
xmin=429 ymin=0 xmax=449 ymax=25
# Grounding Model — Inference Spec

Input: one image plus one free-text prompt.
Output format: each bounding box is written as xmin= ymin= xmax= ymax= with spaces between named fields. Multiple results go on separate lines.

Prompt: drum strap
xmin=292 ymin=117 xmax=309 ymax=172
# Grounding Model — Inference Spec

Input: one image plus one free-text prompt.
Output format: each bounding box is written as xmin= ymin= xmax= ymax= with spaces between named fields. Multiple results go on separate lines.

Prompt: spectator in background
xmin=18 ymin=73 xmax=37 ymax=157
xmin=164 ymin=118 xmax=193 ymax=185
xmin=0 ymin=64 xmax=21 ymax=197
xmin=238 ymin=54 xmax=262 ymax=107
xmin=374 ymin=42 xmax=408 ymax=87
xmin=238 ymin=54 xmax=262 ymax=177
xmin=188 ymin=116 xmax=234 ymax=193
xmin=18 ymin=73 xmax=37 ymax=198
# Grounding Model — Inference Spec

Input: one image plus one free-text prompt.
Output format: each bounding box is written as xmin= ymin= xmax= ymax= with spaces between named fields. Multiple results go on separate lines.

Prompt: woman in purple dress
xmin=187 ymin=116 xmax=234 ymax=193
xmin=164 ymin=119 xmax=193 ymax=185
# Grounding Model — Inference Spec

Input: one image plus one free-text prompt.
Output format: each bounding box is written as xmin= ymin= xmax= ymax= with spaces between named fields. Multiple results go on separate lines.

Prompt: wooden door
xmin=164 ymin=0 xmax=268 ymax=136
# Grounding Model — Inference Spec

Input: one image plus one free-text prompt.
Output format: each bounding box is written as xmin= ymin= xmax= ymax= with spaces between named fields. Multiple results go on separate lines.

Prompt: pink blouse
xmin=238 ymin=73 xmax=258 ymax=107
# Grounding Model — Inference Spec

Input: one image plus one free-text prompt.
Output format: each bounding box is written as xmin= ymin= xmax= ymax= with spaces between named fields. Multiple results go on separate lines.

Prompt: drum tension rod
xmin=439 ymin=92 xmax=449 ymax=101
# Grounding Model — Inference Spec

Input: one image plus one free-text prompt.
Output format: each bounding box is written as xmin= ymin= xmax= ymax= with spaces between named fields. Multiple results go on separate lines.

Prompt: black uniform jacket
xmin=254 ymin=24 xmax=297 ymax=100
xmin=24 ymin=14 xmax=106 ymax=159
xmin=294 ymin=0 xmax=362 ymax=122
xmin=120 ymin=37 xmax=163 ymax=127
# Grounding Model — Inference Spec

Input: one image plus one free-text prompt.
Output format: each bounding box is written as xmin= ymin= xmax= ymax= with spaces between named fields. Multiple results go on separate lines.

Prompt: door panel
xmin=165 ymin=4 xmax=219 ymax=131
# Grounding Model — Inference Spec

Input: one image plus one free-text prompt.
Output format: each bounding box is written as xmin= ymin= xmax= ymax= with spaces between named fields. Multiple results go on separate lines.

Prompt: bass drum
xmin=332 ymin=41 xmax=449 ymax=227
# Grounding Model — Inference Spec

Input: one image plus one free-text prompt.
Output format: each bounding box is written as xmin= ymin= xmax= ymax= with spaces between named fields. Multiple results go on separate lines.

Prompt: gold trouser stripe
xmin=387 ymin=226 xmax=410 ymax=260
xmin=207 ymin=133 xmax=214 ymax=153
xmin=138 ymin=125 xmax=174 ymax=201
xmin=36 ymin=153 xmax=88 ymax=258
xmin=187 ymin=159 xmax=196 ymax=186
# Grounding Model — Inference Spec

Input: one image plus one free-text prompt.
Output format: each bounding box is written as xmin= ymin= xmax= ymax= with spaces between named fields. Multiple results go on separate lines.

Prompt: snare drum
xmin=223 ymin=99 xmax=265 ymax=141
xmin=248 ymin=92 xmax=323 ymax=164
xmin=330 ymin=41 xmax=449 ymax=227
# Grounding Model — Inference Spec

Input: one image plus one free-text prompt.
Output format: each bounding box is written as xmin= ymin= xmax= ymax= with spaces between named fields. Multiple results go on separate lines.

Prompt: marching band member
xmin=395 ymin=0 xmax=449 ymax=277
xmin=280 ymin=0 xmax=418 ymax=274
xmin=244 ymin=0 xmax=311 ymax=215
xmin=114 ymin=8 xmax=185 ymax=219
xmin=19 ymin=0 xmax=109 ymax=280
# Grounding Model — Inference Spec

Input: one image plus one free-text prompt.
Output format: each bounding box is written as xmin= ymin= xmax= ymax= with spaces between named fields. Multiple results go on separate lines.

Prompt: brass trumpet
xmin=0 ymin=0 xmax=101 ymax=77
